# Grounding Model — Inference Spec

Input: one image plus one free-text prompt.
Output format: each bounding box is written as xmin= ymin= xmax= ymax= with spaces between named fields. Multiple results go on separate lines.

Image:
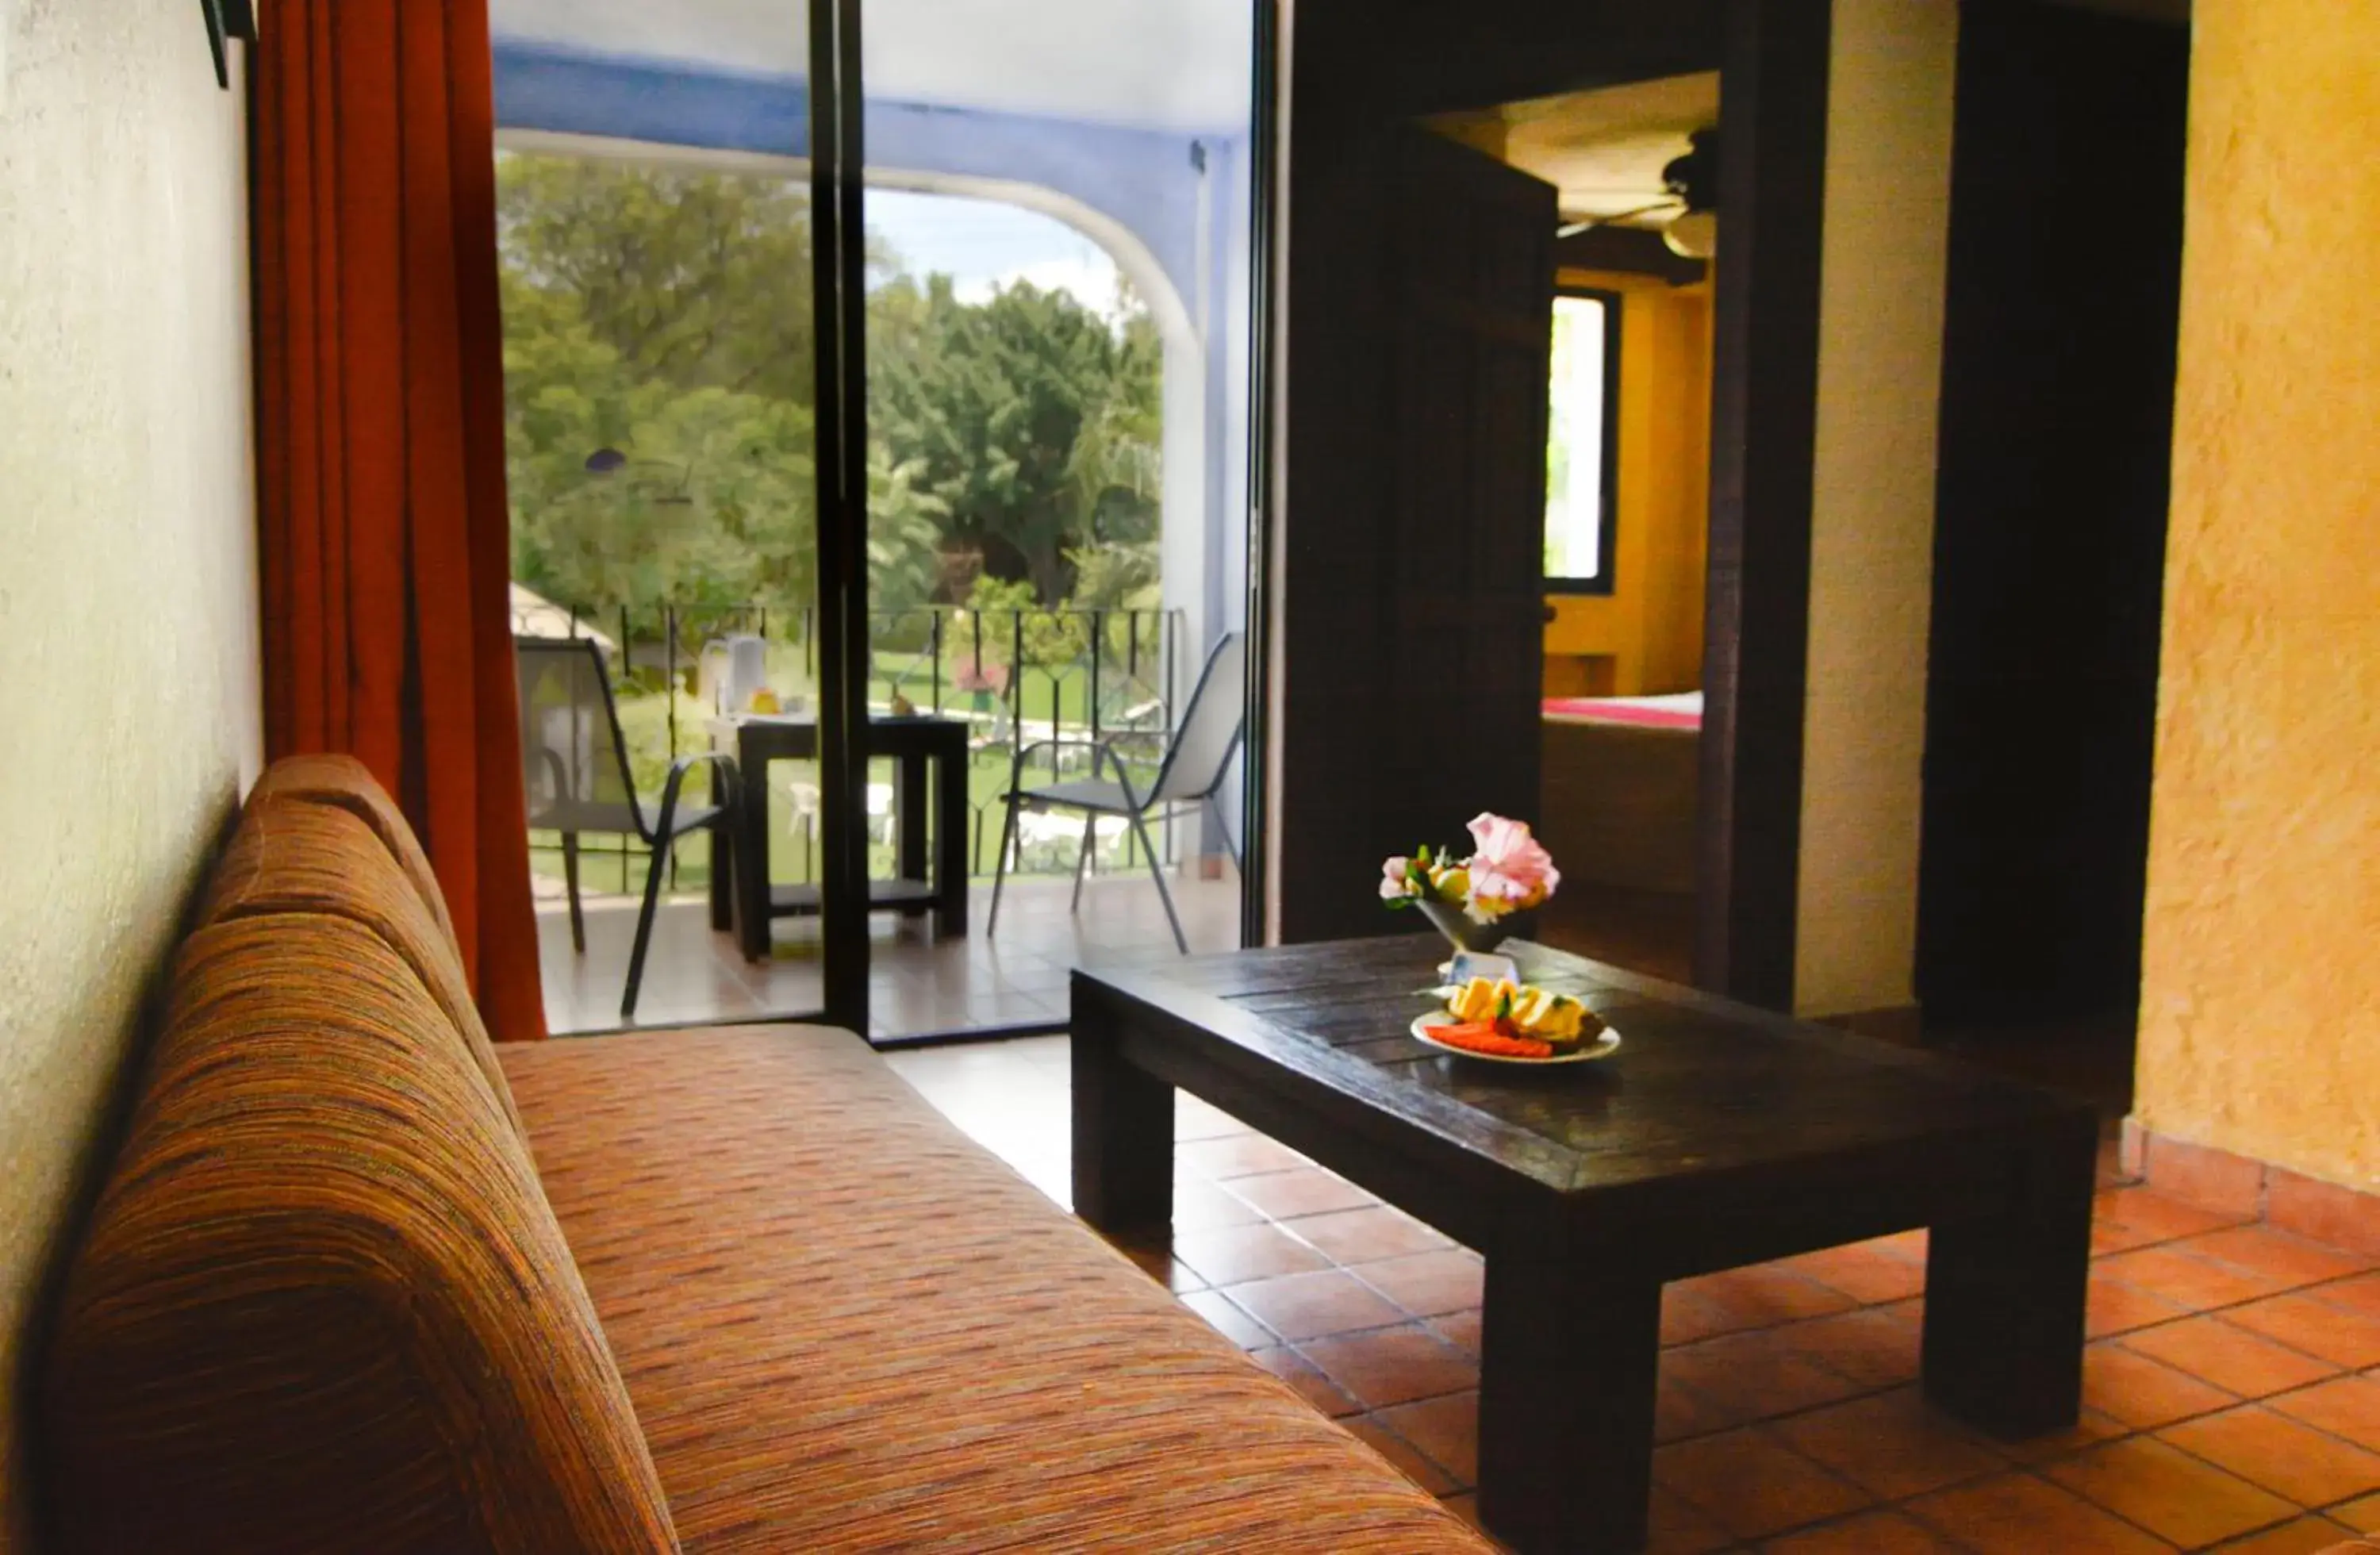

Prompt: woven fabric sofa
xmin=36 ymin=755 xmax=1489 ymax=1553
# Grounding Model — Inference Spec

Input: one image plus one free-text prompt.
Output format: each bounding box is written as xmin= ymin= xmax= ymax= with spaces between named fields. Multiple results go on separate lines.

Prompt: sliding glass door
xmin=856 ymin=0 xmax=1265 ymax=1039
xmin=489 ymin=0 xmax=1266 ymax=1041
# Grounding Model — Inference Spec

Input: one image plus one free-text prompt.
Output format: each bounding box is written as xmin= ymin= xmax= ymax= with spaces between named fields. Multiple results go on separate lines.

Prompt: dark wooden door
xmin=1276 ymin=122 xmax=1555 ymax=942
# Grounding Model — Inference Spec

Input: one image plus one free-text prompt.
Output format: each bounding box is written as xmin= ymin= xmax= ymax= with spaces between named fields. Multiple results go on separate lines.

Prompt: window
xmin=1545 ymin=290 xmax=1620 ymax=593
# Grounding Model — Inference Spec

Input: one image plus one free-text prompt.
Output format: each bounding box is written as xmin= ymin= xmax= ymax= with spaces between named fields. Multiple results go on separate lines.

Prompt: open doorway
xmin=1421 ymin=78 xmax=1719 ymax=985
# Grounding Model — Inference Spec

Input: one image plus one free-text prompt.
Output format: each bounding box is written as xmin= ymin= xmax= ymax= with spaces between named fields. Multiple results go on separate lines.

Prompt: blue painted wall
xmin=492 ymin=41 xmax=1232 ymax=327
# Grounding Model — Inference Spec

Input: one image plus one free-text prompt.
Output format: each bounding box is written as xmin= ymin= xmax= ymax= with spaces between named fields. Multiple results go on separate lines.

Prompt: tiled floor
xmin=536 ymin=866 xmax=1242 ymax=1039
xmin=886 ymin=1035 xmax=2380 ymax=1553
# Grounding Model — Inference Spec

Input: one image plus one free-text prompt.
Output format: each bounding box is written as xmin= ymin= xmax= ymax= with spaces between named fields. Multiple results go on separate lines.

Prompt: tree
xmin=869 ymin=275 xmax=1162 ymax=604
xmin=498 ymin=150 xmax=1167 ymax=625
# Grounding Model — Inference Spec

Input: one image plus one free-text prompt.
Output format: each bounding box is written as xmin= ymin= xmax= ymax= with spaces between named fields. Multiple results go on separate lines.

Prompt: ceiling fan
xmin=1555 ymin=127 xmax=1720 ymax=259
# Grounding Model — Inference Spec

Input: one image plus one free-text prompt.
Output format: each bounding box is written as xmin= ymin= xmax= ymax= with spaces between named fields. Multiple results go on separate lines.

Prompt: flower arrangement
xmin=1380 ymin=813 xmax=1560 ymax=930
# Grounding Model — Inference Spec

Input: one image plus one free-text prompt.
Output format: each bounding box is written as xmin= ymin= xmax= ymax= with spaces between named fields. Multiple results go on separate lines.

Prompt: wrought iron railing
xmin=514 ymin=600 xmax=1189 ymax=897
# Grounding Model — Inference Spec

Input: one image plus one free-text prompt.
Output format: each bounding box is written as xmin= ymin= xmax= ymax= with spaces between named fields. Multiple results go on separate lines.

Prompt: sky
xmin=866 ymin=188 xmax=1126 ymax=319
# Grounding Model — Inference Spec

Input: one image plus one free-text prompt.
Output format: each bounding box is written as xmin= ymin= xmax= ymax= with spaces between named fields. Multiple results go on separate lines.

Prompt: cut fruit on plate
xmin=1411 ymin=1015 xmax=1622 ymax=1065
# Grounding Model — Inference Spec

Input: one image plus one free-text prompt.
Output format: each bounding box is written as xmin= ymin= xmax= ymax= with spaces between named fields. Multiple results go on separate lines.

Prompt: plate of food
xmin=1411 ymin=977 xmax=1620 ymax=1065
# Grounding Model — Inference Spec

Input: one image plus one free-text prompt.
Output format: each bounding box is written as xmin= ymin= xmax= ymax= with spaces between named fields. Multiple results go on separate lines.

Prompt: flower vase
xmin=1416 ymin=898 xmax=1510 ymax=954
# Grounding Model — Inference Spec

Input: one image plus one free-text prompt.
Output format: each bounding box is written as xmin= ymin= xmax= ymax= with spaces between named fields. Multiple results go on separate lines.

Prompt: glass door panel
xmin=858 ymin=0 xmax=1263 ymax=1039
xmin=490 ymin=0 xmax=872 ymax=1034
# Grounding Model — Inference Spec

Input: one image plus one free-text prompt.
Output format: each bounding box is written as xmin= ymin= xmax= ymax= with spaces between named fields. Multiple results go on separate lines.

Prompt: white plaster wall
xmin=1794 ymin=0 xmax=1958 ymax=1018
xmin=0 ymin=0 xmax=261 ymax=1537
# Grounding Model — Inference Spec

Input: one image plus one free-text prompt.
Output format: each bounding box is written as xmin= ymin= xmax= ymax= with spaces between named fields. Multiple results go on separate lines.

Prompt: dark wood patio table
xmin=1069 ymin=937 xmax=2096 ymax=1555
xmin=710 ymin=713 xmax=970 ymax=958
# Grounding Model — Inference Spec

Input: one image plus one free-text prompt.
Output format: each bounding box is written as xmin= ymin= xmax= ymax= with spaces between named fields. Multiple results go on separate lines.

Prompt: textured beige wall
xmin=2136 ymin=0 xmax=2380 ymax=1190
xmin=1794 ymin=0 xmax=1959 ymax=1018
xmin=0 ymin=0 xmax=261 ymax=1540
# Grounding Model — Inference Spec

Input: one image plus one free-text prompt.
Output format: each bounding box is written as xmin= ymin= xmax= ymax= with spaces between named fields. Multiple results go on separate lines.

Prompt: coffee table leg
xmin=1070 ymin=988 xmax=1173 ymax=1231
xmin=1921 ymin=1120 xmax=2097 ymax=1438
xmin=1478 ymin=1245 xmax=1662 ymax=1554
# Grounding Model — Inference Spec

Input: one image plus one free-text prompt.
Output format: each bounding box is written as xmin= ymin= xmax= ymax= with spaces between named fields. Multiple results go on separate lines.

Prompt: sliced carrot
xmin=1427 ymin=1022 xmax=1553 ymax=1058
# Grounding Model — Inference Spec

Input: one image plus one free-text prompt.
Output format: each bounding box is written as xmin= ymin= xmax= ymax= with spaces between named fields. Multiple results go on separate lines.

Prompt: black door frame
xmin=809 ymin=0 xmax=873 ymax=1034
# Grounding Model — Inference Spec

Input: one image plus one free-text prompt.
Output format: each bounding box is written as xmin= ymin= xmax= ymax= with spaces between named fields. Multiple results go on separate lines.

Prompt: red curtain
xmin=251 ymin=0 xmax=546 ymax=1040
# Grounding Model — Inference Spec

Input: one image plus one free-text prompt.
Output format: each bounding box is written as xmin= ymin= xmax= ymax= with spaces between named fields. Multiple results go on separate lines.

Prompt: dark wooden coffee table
xmin=1070 ymin=938 xmax=2096 ymax=1554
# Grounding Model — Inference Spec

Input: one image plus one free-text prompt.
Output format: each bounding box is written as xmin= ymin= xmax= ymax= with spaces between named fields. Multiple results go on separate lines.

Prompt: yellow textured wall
xmin=1793 ymin=0 xmax=1959 ymax=1019
xmin=0 ymin=1 xmax=261 ymax=1540
xmin=2136 ymin=0 xmax=2380 ymax=1191
xmin=1541 ymin=271 xmax=1712 ymax=697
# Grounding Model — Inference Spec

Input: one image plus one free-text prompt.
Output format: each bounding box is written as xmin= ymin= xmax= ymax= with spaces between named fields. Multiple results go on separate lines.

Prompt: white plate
xmin=1410 ymin=1015 xmax=1622 ymax=1065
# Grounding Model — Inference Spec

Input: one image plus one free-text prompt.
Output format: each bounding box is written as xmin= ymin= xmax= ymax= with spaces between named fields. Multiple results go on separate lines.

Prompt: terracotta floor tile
xmin=1351 ymin=1248 xmax=1485 ymax=1316
xmin=1773 ymin=1388 xmax=2008 ymax=1499
xmin=1224 ymin=1163 xmax=1379 ymax=1220
xmin=1169 ymin=1220 xmax=1333 ymax=1286
xmin=1783 ymin=1243 xmax=1930 ymax=1306
xmin=1996 ymin=1409 xmax=2132 ymax=1465
xmin=1173 ymin=1092 xmax=1250 ymax=1141
xmin=1660 ymin=1374 xmax=1740 ymax=1444
xmin=2334 ymin=1492 xmax=2380 ymax=1533
xmin=1655 ymin=1427 xmax=1871 ymax=1542
xmin=2042 ymin=1437 xmax=2297 ymax=1549
xmin=1347 ymin=1412 xmax=1462 ymax=1495
xmin=2310 ymin=1275 xmax=2380 ymax=1322
xmin=2084 ymin=1341 xmax=2243 ymax=1428
xmin=2225 ymin=1292 xmax=2380 ymax=1369
xmin=2209 ymin=1515 xmax=2365 ymax=1553
xmin=1248 ymin=1344 xmax=1361 ymax=1417
xmin=1109 ymin=1235 xmax=1206 ymax=1293
xmin=2175 ymin=1227 xmax=2380 ymax=1289
xmin=1299 ymin=1323 xmax=1480 ymax=1409
xmin=1377 ymin=1389 xmax=1479 ymax=1486
xmin=2163 ymin=1405 xmax=2380 ymax=1507
xmin=2093 ymin=1188 xmax=2251 ymax=1256
xmin=1177 ymin=1289 xmax=1273 ymax=1349
xmin=1773 ymin=1305 xmax=1925 ymax=1392
xmin=1664 ymin=1330 xmax=1875 ymax=1428
xmin=1645 ymin=1485 xmax=1737 ymax=1554
xmin=1223 ymin=1268 xmax=1407 ymax=1342
xmin=1177 ymin=1131 xmax=1308 ymax=1180
xmin=1664 ymin=1284 xmax=1745 ymax=1346
xmin=2120 ymin=1316 xmax=2340 ymax=1398
xmin=1679 ymin=1265 xmax=1864 ymax=1332
xmin=2099 ymin=1246 xmax=2299 ymax=1311
xmin=1430 ymin=1307 xmax=1483 ymax=1356
xmin=1284 ymin=1204 xmax=1451 ymax=1264
xmin=2271 ymin=1376 xmax=2380 ymax=1442
xmin=1171 ymin=1176 xmax=1267 ymax=1231
xmin=1907 ymin=1470 xmax=2175 ymax=1553
xmin=2090 ymin=1269 xmax=2196 ymax=1338
xmin=1763 ymin=1509 xmax=1966 ymax=1553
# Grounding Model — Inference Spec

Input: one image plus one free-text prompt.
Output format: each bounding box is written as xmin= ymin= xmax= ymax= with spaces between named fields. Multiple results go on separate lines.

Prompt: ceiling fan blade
xmin=1555 ymin=200 xmax=1683 ymax=236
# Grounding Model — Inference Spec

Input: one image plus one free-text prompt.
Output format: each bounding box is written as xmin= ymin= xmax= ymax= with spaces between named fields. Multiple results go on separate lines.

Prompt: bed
xmin=1537 ymin=691 xmax=1702 ymax=898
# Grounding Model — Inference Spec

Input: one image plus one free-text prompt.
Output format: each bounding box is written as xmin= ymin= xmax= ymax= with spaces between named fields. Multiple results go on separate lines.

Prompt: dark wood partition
xmin=1917 ymin=1 xmax=2188 ymax=1023
xmin=1692 ymin=0 xmax=1831 ymax=1008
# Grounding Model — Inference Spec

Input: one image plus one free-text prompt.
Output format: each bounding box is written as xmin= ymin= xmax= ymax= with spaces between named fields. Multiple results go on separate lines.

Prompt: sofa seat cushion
xmin=500 ymin=1027 xmax=1491 ymax=1553
xmin=42 ymin=915 xmax=678 ymax=1554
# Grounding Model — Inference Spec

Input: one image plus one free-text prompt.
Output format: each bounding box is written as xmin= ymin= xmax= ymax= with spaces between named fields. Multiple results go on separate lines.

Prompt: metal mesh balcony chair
xmin=988 ymin=631 xmax=1246 ymax=955
xmin=515 ymin=635 xmax=734 ymax=1019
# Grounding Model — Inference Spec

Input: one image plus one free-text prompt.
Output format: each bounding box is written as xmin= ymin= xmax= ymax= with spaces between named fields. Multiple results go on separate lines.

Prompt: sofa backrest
xmin=198 ymin=792 xmax=525 ymax=1135
xmin=249 ymin=752 xmax=466 ymax=960
xmin=37 ymin=912 xmax=679 ymax=1553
